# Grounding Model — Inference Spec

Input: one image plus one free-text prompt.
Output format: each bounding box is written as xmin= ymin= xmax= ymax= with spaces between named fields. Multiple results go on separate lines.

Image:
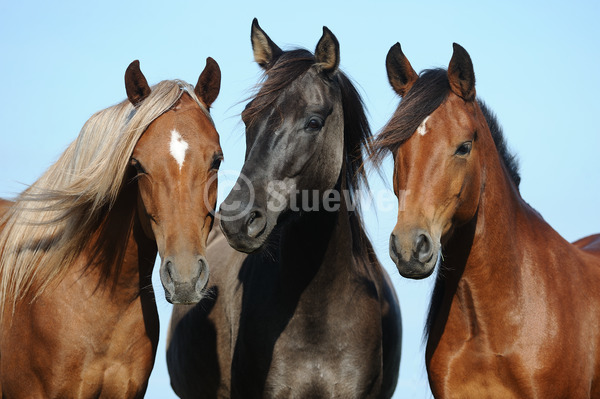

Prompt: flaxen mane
xmin=0 ymin=80 xmax=211 ymax=311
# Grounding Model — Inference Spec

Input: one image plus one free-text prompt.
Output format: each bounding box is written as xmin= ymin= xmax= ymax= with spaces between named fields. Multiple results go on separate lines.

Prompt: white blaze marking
xmin=169 ymin=129 xmax=189 ymax=170
xmin=417 ymin=116 xmax=430 ymax=136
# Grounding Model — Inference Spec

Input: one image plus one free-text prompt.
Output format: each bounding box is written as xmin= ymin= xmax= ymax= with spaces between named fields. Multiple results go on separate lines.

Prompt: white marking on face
xmin=170 ymin=129 xmax=189 ymax=171
xmin=417 ymin=116 xmax=431 ymax=136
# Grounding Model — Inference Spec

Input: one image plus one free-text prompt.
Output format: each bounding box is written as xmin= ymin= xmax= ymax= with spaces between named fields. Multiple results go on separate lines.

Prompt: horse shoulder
xmin=1 ymin=263 xmax=156 ymax=398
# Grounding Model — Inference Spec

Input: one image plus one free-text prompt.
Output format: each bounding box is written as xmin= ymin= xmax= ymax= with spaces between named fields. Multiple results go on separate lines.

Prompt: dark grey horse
xmin=167 ymin=19 xmax=401 ymax=398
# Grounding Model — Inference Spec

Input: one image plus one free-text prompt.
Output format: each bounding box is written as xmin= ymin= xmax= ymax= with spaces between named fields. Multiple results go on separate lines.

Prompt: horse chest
xmin=1 ymin=279 xmax=157 ymax=399
xmin=264 ymin=337 xmax=381 ymax=399
xmin=428 ymin=317 xmax=594 ymax=398
xmin=235 ymin=299 xmax=382 ymax=398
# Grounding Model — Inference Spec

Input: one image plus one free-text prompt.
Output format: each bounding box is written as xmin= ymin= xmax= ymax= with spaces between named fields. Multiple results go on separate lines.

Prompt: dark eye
xmin=305 ymin=117 xmax=324 ymax=132
xmin=455 ymin=141 xmax=472 ymax=157
xmin=130 ymin=158 xmax=146 ymax=175
xmin=210 ymin=155 xmax=223 ymax=171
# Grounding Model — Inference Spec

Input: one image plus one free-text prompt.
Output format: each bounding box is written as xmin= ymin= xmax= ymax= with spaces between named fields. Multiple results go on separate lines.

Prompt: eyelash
xmin=211 ymin=156 xmax=223 ymax=171
xmin=131 ymin=158 xmax=146 ymax=174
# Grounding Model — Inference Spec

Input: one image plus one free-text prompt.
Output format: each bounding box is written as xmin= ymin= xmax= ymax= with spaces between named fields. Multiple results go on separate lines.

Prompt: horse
xmin=167 ymin=19 xmax=401 ymax=398
xmin=373 ymin=42 xmax=600 ymax=398
xmin=0 ymin=58 xmax=222 ymax=398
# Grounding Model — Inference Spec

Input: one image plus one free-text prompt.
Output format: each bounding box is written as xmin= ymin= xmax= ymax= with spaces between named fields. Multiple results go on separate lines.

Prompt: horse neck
xmin=427 ymin=138 xmax=567 ymax=350
xmin=80 ymin=181 xmax=157 ymax=303
xmin=277 ymin=174 xmax=362 ymax=288
xmin=459 ymin=154 xmax=556 ymax=288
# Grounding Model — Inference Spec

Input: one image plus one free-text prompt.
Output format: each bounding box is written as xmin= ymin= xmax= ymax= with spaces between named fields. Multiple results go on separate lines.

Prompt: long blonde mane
xmin=0 ymin=79 xmax=211 ymax=311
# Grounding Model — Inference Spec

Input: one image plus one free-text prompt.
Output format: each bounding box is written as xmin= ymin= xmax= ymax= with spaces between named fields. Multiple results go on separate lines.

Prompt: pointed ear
xmin=195 ymin=57 xmax=221 ymax=109
xmin=386 ymin=43 xmax=418 ymax=97
xmin=251 ymin=18 xmax=283 ymax=70
xmin=125 ymin=60 xmax=151 ymax=106
xmin=314 ymin=27 xmax=340 ymax=74
xmin=448 ymin=43 xmax=476 ymax=101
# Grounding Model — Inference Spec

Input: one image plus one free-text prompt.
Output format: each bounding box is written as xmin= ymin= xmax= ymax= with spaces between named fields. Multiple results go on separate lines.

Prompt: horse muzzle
xmin=389 ymin=230 xmax=440 ymax=279
xmin=160 ymin=255 xmax=209 ymax=304
xmin=219 ymin=179 xmax=272 ymax=253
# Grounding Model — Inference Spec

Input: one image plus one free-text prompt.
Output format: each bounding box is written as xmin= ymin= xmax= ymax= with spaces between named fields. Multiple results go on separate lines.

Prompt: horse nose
xmin=245 ymin=209 xmax=266 ymax=238
xmin=193 ymin=256 xmax=210 ymax=293
xmin=389 ymin=233 xmax=401 ymax=263
xmin=389 ymin=229 xmax=439 ymax=279
xmin=160 ymin=255 xmax=209 ymax=304
xmin=413 ymin=233 xmax=434 ymax=263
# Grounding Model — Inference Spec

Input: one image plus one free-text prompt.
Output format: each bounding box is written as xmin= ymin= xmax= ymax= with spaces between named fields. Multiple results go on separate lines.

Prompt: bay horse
xmin=0 ymin=58 xmax=222 ymax=397
xmin=167 ymin=19 xmax=401 ymax=398
xmin=374 ymin=42 xmax=600 ymax=397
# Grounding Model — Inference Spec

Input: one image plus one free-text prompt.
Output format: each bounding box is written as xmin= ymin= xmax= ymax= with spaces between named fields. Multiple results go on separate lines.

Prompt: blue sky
xmin=1 ymin=1 xmax=599 ymax=397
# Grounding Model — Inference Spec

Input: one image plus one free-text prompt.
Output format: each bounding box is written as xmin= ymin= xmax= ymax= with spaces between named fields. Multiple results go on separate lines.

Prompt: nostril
xmin=197 ymin=257 xmax=208 ymax=277
xmin=160 ymin=259 xmax=176 ymax=302
xmin=195 ymin=257 xmax=210 ymax=293
xmin=246 ymin=209 xmax=266 ymax=238
xmin=414 ymin=234 xmax=433 ymax=263
xmin=415 ymin=234 xmax=426 ymax=251
xmin=166 ymin=260 xmax=174 ymax=279
xmin=389 ymin=234 xmax=399 ymax=258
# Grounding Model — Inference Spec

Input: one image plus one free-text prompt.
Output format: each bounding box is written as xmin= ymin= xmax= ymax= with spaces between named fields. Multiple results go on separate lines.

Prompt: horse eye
xmin=130 ymin=158 xmax=146 ymax=174
xmin=306 ymin=118 xmax=324 ymax=132
xmin=455 ymin=141 xmax=472 ymax=157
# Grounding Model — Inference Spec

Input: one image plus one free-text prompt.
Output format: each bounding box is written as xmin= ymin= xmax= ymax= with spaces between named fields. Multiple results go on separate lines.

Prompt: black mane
xmin=478 ymin=101 xmax=521 ymax=187
xmin=373 ymin=68 xmax=520 ymax=188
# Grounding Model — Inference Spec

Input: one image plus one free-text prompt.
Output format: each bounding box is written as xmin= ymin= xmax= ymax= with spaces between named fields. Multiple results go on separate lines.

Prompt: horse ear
xmin=195 ymin=57 xmax=221 ymax=109
xmin=251 ymin=18 xmax=283 ymax=70
xmin=447 ymin=43 xmax=476 ymax=101
xmin=314 ymin=27 xmax=340 ymax=74
xmin=386 ymin=43 xmax=418 ymax=97
xmin=125 ymin=60 xmax=151 ymax=106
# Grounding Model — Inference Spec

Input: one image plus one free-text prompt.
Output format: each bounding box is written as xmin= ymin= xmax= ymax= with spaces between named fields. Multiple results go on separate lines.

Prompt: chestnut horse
xmin=167 ymin=19 xmax=401 ymax=398
xmin=0 ymin=59 xmax=222 ymax=397
xmin=374 ymin=42 xmax=600 ymax=397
